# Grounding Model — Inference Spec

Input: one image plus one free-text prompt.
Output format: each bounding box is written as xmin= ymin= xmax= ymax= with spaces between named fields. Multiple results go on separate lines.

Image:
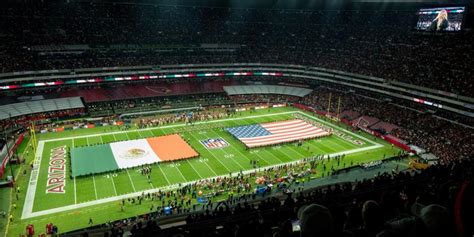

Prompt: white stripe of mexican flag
xmin=109 ymin=139 xmax=161 ymax=169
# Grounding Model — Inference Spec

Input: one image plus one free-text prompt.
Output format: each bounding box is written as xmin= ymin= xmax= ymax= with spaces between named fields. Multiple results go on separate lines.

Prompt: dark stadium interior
xmin=0 ymin=0 xmax=473 ymax=237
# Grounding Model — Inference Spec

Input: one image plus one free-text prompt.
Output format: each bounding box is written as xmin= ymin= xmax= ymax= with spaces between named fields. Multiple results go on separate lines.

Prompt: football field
xmin=9 ymin=107 xmax=401 ymax=235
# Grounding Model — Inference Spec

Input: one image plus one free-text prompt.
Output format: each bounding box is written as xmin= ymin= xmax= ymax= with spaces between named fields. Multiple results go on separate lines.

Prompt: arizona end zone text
xmin=46 ymin=145 xmax=67 ymax=194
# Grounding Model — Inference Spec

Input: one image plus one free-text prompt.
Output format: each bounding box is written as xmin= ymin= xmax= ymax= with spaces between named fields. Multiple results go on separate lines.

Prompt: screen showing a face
xmin=416 ymin=7 xmax=465 ymax=32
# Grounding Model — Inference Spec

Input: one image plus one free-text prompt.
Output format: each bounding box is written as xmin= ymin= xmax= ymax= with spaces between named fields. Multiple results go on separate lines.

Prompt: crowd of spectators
xmin=1 ymin=3 xmax=472 ymax=236
xmin=113 ymin=155 xmax=473 ymax=237
xmin=0 ymin=3 xmax=473 ymax=96
xmin=301 ymin=87 xmax=473 ymax=162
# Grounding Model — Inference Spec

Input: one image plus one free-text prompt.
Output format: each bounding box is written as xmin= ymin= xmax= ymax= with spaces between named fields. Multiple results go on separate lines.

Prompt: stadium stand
xmin=0 ymin=1 xmax=472 ymax=237
xmin=0 ymin=3 xmax=473 ymax=96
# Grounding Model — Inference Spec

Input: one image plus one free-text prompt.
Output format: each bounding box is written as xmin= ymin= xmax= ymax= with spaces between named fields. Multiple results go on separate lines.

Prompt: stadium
xmin=0 ymin=0 xmax=472 ymax=236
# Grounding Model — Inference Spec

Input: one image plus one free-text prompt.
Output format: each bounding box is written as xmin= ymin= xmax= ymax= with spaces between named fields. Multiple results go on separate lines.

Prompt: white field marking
xmin=21 ymin=140 xmax=45 ymax=219
xmin=187 ymin=130 xmax=232 ymax=173
xmin=41 ymin=111 xmax=296 ymax=142
xmin=147 ymin=129 xmax=154 ymax=137
xmin=112 ymin=133 xmax=117 ymax=141
xmin=111 ymin=174 xmax=118 ymax=196
xmin=21 ymin=143 xmax=381 ymax=219
xmin=125 ymin=132 xmax=131 ymax=140
xmin=86 ymin=137 xmax=89 ymax=145
xmin=157 ymin=165 xmax=171 ymax=185
xmin=172 ymin=162 xmax=188 ymax=182
xmin=73 ymin=177 xmax=77 ymax=204
xmin=92 ymin=175 xmax=98 ymax=199
xmin=72 ymin=139 xmax=77 ymax=203
xmin=186 ymin=160 xmax=203 ymax=179
xmin=137 ymin=130 xmax=144 ymax=138
xmin=126 ymin=169 xmax=136 ymax=192
xmin=99 ymin=135 xmax=104 ymax=144
xmin=202 ymin=159 xmax=219 ymax=176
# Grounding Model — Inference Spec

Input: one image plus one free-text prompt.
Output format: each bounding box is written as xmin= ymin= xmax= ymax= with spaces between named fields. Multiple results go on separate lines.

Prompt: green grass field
xmin=7 ymin=107 xmax=402 ymax=235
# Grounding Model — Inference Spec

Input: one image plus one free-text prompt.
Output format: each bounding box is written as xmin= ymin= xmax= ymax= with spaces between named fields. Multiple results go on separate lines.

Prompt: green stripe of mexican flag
xmin=71 ymin=144 xmax=118 ymax=177
xmin=71 ymin=139 xmax=162 ymax=177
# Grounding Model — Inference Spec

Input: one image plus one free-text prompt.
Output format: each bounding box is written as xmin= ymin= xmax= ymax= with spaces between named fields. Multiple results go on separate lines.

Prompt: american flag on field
xmin=200 ymin=138 xmax=229 ymax=149
xmin=226 ymin=119 xmax=330 ymax=148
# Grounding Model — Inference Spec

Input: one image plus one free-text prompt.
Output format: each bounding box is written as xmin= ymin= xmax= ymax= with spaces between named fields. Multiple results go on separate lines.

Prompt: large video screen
xmin=416 ymin=7 xmax=465 ymax=32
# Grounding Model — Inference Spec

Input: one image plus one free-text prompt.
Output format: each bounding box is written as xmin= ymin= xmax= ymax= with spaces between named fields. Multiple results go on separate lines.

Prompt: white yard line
xmin=126 ymin=169 xmax=137 ymax=192
xmin=111 ymin=175 xmax=118 ymax=196
xmin=157 ymin=165 xmax=171 ymax=185
xmin=172 ymin=162 xmax=188 ymax=182
xmin=73 ymin=177 xmax=77 ymax=204
xmin=199 ymin=158 xmax=219 ymax=176
xmin=186 ymin=160 xmax=203 ymax=179
xmin=92 ymin=175 xmax=98 ymax=200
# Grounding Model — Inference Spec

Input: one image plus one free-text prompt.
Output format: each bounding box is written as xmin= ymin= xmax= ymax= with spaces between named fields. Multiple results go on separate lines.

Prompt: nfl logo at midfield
xmin=201 ymin=138 xmax=229 ymax=149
